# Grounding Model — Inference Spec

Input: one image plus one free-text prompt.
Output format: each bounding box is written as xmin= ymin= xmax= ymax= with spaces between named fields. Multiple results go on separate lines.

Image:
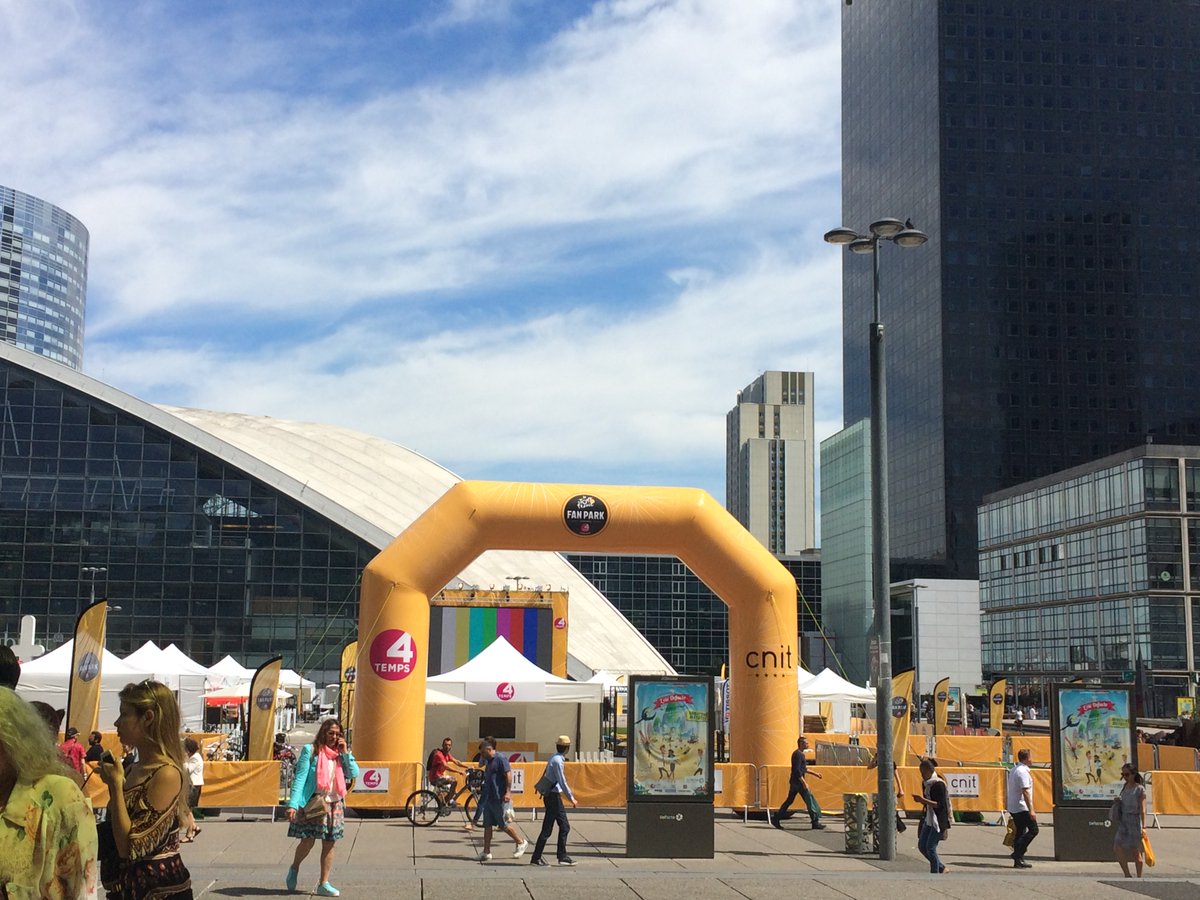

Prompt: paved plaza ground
xmin=182 ymin=806 xmax=1200 ymax=899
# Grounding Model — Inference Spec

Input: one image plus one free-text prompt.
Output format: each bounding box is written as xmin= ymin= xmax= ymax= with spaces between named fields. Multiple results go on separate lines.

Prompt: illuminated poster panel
xmin=628 ymin=676 xmax=713 ymax=800
xmin=1050 ymin=684 xmax=1136 ymax=806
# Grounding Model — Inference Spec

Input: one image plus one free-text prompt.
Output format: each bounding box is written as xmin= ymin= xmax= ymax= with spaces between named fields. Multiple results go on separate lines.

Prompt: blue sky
xmin=5 ymin=0 xmax=845 ymax=502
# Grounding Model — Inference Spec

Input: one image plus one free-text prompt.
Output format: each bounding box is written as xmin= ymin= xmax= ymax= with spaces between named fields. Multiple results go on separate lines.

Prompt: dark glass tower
xmin=840 ymin=0 xmax=1200 ymax=579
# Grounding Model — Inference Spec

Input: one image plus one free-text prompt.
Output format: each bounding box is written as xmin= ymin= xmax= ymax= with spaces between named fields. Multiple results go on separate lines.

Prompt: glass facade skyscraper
xmin=839 ymin=1 xmax=1200 ymax=579
xmin=0 ymin=187 xmax=88 ymax=369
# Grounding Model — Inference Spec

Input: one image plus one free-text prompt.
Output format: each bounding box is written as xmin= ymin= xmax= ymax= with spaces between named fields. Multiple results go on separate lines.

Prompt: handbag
xmin=1142 ymin=832 xmax=1156 ymax=867
xmin=534 ymin=767 xmax=555 ymax=796
xmin=1002 ymin=816 xmax=1015 ymax=848
xmin=294 ymin=792 xmax=327 ymax=825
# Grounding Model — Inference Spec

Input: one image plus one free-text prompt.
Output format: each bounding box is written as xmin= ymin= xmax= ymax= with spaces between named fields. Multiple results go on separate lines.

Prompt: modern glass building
xmin=564 ymin=551 xmax=825 ymax=675
xmin=0 ymin=187 xmax=88 ymax=369
xmin=839 ymin=2 xmax=1200 ymax=580
xmin=0 ymin=344 xmax=671 ymax=683
xmin=978 ymin=444 xmax=1200 ymax=716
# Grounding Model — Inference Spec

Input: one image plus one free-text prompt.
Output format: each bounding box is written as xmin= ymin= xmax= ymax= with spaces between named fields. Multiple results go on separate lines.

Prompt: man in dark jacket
xmin=771 ymin=736 xmax=824 ymax=830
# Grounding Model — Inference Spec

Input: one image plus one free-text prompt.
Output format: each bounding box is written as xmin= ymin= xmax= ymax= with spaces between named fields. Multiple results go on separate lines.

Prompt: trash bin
xmin=843 ymin=792 xmax=871 ymax=854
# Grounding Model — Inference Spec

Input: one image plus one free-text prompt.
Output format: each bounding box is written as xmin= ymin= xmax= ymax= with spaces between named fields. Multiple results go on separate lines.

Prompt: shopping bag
xmin=1142 ymin=832 xmax=1156 ymax=867
xmin=1002 ymin=816 xmax=1015 ymax=848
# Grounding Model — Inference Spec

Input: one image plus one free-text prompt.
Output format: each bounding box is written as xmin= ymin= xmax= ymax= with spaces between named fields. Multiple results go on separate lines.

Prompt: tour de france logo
xmin=563 ymin=494 xmax=608 ymax=537
xmin=891 ymin=695 xmax=909 ymax=719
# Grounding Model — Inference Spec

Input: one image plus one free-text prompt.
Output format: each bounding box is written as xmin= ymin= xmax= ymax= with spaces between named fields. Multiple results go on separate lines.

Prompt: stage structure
xmin=353 ymin=482 xmax=799 ymax=771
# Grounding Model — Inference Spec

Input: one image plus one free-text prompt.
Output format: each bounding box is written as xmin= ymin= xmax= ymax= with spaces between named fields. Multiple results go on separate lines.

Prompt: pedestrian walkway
xmin=185 ymin=808 xmax=1200 ymax=899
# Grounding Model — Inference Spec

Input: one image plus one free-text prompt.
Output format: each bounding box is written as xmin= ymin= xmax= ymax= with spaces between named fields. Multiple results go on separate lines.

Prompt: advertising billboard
xmin=627 ymin=676 xmax=713 ymax=801
xmin=1049 ymin=683 xmax=1136 ymax=806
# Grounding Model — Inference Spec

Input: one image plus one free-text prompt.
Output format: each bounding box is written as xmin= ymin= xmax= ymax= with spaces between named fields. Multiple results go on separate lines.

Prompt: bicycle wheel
xmin=461 ymin=791 xmax=478 ymax=826
xmin=405 ymin=789 xmax=442 ymax=826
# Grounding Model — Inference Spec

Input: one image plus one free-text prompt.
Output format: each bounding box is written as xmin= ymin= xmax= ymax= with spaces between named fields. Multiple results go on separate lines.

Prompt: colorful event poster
xmin=947 ymin=687 xmax=961 ymax=717
xmin=1053 ymin=685 xmax=1134 ymax=803
xmin=629 ymin=678 xmax=711 ymax=798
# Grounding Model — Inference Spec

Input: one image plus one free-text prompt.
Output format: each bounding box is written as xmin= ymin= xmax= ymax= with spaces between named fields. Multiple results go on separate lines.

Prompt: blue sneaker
xmin=316 ymin=883 xmax=340 ymax=897
xmin=284 ymin=868 xmax=298 ymax=892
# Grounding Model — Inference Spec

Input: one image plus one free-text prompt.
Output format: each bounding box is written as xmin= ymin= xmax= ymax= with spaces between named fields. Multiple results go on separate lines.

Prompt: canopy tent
xmin=796 ymin=666 xmax=818 ymax=688
xmin=278 ymin=668 xmax=317 ymax=702
xmin=207 ymin=655 xmax=254 ymax=687
xmin=122 ymin=640 xmax=164 ymax=672
xmin=428 ymin=637 xmax=602 ymax=755
xmin=120 ymin=641 xmax=209 ymax=730
xmin=429 ymin=636 xmax=603 ymax=703
xmin=203 ymin=682 xmax=293 ymax=706
xmin=586 ymin=670 xmax=627 ymax=689
xmin=15 ymin=640 xmax=155 ymax=727
xmin=799 ymin=667 xmax=875 ymax=735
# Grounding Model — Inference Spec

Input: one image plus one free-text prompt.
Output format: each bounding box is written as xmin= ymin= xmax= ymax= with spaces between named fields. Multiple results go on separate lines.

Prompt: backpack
xmin=426 ymin=748 xmax=441 ymax=777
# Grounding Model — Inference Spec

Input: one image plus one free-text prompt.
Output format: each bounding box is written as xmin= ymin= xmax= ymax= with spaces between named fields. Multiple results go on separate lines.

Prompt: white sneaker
xmin=513 ymin=839 xmax=529 ymax=859
xmin=479 ymin=851 xmax=492 ymax=862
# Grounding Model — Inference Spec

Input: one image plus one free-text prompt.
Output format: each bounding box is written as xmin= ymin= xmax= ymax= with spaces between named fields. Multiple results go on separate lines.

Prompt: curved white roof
xmin=160 ymin=406 xmax=673 ymax=678
xmin=0 ymin=343 xmax=671 ymax=677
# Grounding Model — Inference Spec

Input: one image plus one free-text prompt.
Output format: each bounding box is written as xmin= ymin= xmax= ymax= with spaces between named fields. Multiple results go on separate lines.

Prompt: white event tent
xmin=799 ymin=667 xmax=875 ymax=734
xmin=15 ymin=640 xmax=155 ymax=728
xmin=207 ymin=655 xmax=254 ymax=687
xmin=428 ymin=637 xmax=602 ymax=756
xmin=121 ymin=641 xmax=211 ymax=730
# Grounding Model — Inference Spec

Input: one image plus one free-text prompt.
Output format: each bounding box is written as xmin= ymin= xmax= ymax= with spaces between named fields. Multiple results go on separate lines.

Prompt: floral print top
xmin=0 ymin=772 xmax=98 ymax=900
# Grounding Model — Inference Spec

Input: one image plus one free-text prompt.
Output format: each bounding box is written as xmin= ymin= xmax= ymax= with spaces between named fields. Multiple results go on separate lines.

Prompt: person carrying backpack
xmin=427 ymin=737 xmax=467 ymax=799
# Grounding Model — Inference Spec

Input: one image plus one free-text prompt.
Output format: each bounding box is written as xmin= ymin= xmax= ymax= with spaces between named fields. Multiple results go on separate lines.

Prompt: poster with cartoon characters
xmin=1050 ymin=684 xmax=1135 ymax=805
xmin=628 ymin=677 xmax=712 ymax=799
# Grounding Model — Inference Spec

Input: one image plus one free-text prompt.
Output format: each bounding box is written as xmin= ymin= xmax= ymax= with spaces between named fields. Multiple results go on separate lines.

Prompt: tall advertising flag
xmin=932 ymin=677 xmax=951 ymax=735
xmin=891 ymin=669 xmax=916 ymax=767
xmin=339 ymin=640 xmax=358 ymax=734
xmin=67 ymin=600 xmax=109 ymax=736
xmin=989 ymin=678 xmax=1008 ymax=735
xmin=245 ymin=656 xmax=283 ymax=760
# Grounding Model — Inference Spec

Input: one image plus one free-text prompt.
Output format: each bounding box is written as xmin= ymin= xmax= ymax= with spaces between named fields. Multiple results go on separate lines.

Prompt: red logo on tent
xmin=496 ymin=682 xmax=515 ymax=701
xmin=362 ymin=769 xmax=382 ymax=789
xmin=554 ymin=617 xmax=566 ymax=630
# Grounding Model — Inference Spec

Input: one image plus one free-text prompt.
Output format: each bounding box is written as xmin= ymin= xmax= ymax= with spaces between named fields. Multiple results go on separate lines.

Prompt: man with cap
xmin=530 ymin=735 xmax=578 ymax=867
xmin=59 ymin=726 xmax=86 ymax=773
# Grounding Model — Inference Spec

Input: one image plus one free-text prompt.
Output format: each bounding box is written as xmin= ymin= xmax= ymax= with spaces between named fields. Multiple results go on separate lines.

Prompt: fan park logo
xmin=563 ymin=494 xmax=608 ymax=537
xmin=496 ymin=682 xmax=516 ymax=701
xmin=256 ymin=687 xmax=274 ymax=710
xmin=891 ymin=696 xmax=909 ymax=719
xmin=77 ymin=652 xmax=100 ymax=682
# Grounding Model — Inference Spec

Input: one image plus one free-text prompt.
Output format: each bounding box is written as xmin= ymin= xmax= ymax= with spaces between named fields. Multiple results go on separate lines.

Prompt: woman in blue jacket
xmin=284 ymin=719 xmax=359 ymax=897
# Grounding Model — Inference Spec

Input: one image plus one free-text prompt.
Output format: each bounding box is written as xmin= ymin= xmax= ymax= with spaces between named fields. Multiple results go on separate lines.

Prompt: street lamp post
xmin=81 ymin=566 xmax=107 ymax=606
xmin=824 ymin=217 xmax=927 ymax=860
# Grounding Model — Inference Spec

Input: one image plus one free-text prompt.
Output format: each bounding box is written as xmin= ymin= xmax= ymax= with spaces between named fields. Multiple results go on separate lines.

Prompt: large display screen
xmin=628 ymin=677 xmax=713 ymax=800
xmin=1050 ymin=684 xmax=1135 ymax=805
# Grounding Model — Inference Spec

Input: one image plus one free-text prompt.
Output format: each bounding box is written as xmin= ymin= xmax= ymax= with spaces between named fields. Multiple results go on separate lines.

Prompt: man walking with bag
xmin=530 ymin=735 xmax=578 ymax=867
xmin=1006 ymin=747 xmax=1038 ymax=868
xmin=772 ymin=735 xmax=824 ymax=830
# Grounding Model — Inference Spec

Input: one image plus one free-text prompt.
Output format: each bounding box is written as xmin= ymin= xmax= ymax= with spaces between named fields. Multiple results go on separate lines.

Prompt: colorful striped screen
xmin=429 ymin=605 xmax=555 ymax=675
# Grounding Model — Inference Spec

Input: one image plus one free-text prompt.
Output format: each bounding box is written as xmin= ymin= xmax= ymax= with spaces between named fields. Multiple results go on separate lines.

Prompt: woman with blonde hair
xmin=0 ymin=687 xmax=98 ymax=898
xmin=284 ymin=718 xmax=359 ymax=897
xmin=97 ymin=680 xmax=193 ymax=899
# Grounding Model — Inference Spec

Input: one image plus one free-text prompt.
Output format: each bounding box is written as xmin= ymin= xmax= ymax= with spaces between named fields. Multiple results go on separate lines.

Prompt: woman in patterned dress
xmin=284 ymin=719 xmax=359 ymax=898
xmin=97 ymin=681 xmax=192 ymax=899
xmin=0 ymin=688 xmax=98 ymax=899
xmin=1111 ymin=763 xmax=1147 ymax=878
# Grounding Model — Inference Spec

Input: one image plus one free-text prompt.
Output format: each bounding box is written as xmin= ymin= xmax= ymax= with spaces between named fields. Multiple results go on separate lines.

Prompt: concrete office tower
xmin=837 ymin=3 xmax=1200 ymax=580
xmin=0 ymin=187 xmax=88 ymax=369
xmin=726 ymin=371 xmax=815 ymax=556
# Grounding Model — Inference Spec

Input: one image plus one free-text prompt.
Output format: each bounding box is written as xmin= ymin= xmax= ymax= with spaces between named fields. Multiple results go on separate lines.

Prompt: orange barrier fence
xmin=1154 ymin=745 xmax=1200 ymax=772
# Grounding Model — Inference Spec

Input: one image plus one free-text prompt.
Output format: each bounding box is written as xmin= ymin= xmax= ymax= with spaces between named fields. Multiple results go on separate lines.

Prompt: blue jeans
xmin=917 ymin=823 xmax=944 ymax=873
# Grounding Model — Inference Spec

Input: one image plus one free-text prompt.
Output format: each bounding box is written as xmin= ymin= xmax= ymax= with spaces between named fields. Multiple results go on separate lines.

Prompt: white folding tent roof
xmin=207 ymin=655 xmax=254 ymax=686
xmin=16 ymin=640 xmax=155 ymax=726
xmin=429 ymin=637 xmax=602 ymax=704
xmin=799 ymin=667 xmax=876 ymax=703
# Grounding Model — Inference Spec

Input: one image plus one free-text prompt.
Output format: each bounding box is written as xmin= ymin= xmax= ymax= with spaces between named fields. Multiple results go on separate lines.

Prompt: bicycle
xmin=405 ymin=768 xmax=483 ymax=827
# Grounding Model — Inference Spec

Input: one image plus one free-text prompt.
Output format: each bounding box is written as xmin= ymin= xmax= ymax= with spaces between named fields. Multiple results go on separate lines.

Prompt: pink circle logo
xmin=369 ymin=629 xmax=418 ymax=681
xmin=496 ymin=682 xmax=515 ymax=701
xmin=362 ymin=769 xmax=382 ymax=789
xmin=554 ymin=616 xmax=566 ymax=630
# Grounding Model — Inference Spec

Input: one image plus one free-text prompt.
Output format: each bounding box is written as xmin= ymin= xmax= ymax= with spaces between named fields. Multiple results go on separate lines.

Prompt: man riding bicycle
xmin=427 ymin=736 xmax=469 ymax=799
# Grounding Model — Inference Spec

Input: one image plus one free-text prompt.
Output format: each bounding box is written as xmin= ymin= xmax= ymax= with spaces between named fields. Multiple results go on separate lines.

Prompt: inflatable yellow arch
xmin=353 ymin=482 xmax=799 ymax=770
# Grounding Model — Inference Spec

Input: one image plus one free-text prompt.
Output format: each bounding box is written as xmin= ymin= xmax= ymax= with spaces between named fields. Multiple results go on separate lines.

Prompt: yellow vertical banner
xmin=989 ymin=678 xmax=1007 ymax=735
xmin=933 ymin=677 xmax=951 ymax=735
xmin=67 ymin=600 xmax=108 ymax=736
xmin=245 ymin=656 xmax=282 ymax=760
xmin=339 ymin=641 xmax=357 ymax=734
xmin=891 ymin=669 xmax=915 ymax=766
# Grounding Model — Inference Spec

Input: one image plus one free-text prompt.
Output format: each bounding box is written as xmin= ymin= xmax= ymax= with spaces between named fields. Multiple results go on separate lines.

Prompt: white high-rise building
xmin=725 ymin=371 xmax=815 ymax=556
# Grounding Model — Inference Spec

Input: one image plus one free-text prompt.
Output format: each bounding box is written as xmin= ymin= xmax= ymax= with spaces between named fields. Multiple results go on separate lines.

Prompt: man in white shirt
xmin=1005 ymin=748 xmax=1037 ymax=868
